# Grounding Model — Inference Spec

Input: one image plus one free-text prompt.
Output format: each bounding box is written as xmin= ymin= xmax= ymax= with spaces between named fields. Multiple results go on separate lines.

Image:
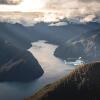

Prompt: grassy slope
xmin=26 ymin=62 xmax=100 ymax=100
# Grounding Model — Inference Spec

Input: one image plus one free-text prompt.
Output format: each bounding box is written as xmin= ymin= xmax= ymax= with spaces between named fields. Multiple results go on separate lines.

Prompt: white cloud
xmin=80 ymin=15 xmax=96 ymax=23
xmin=0 ymin=0 xmax=100 ymax=25
xmin=41 ymin=0 xmax=100 ymax=23
xmin=49 ymin=22 xmax=68 ymax=26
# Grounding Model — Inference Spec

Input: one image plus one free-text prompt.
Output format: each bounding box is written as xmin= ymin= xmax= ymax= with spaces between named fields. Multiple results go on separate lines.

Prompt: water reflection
xmin=0 ymin=40 xmax=75 ymax=100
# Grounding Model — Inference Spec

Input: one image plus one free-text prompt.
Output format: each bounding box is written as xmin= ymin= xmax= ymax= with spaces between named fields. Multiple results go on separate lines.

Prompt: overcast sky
xmin=0 ymin=0 xmax=99 ymax=11
xmin=0 ymin=0 xmax=100 ymax=23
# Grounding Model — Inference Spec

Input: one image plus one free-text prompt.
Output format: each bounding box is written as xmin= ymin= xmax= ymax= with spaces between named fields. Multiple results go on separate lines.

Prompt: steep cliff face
xmin=26 ymin=62 xmax=100 ymax=100
xmin=55 ymin=29 xmax=100 ymax=63
xmin=0 ymin=39 xmax=44 ymax=82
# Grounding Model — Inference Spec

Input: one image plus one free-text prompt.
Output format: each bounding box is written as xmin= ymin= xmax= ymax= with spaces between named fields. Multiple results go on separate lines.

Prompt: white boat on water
xmin=64 ymin=57 xmax=85 ymax=66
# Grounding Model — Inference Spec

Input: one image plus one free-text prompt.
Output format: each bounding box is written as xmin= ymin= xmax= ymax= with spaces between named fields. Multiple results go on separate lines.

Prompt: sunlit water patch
xmin=0 ymin=40 xmax=75 ymax=100
xmin=28 ymin=40 xmax=74 ymax=78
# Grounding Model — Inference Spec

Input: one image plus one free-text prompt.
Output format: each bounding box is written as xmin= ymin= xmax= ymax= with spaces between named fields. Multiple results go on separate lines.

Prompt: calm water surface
xmin=0 ymin=40 xmax=75 ymax=100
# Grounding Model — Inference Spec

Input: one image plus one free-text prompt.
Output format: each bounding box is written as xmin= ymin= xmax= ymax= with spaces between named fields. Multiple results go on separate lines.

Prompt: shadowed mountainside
xmin=0 ymin=22 xmax=100 ymax=50
xmin=0 ymin=22 xmax=100 ymax=82
xmin=0 ymin=38 xmax=44 ymax=82
xmin=54 ymin=29 xmax=100 ymax=63
xmin=26 ymin=62 xmax=100 ymax=100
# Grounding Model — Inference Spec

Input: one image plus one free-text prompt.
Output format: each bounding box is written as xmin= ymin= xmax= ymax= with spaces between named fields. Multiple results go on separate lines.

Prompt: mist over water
xmin=0 ymin=40 xmax=74 ymax=100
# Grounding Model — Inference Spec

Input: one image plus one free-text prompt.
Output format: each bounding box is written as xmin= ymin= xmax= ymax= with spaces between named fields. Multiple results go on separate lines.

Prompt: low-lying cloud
xmin=43 ymin=0 xmax=100 ymax=22
xmin=0 ymin=0 xmax=100 ymax=25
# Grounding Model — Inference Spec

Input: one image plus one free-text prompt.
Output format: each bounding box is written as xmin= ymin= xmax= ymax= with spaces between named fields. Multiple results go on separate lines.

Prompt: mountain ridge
xmin=0 ymin=38 xmax=44 ymax=82
xmin=26 ymin=62 xmax=100 ymax=100
xmin=54 ymin=29 xmax=100 ymax=63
